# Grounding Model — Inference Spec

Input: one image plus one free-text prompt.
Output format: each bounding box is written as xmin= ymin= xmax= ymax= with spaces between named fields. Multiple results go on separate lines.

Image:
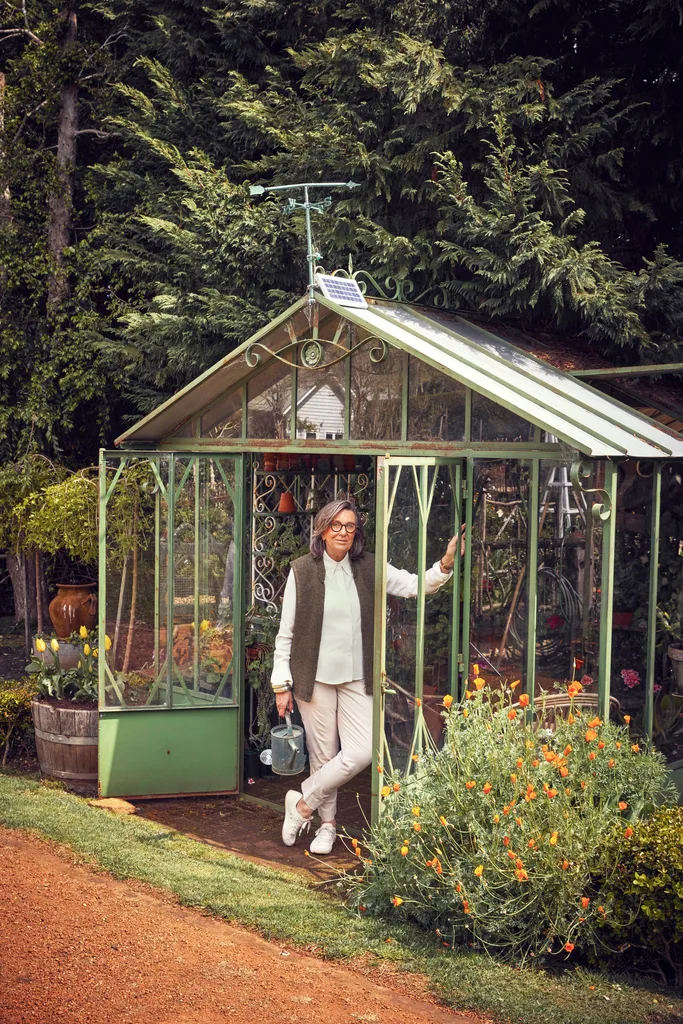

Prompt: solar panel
xmin=315 ymin=273 xmax=368 ymax=308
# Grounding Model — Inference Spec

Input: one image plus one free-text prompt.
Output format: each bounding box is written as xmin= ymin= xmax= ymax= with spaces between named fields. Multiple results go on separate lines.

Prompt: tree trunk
xmin=34 ymin=549 xmax=43 ymax=634
xmin=46 ymin=11 xmax=78 ymax=310
xmin=6 ymin=551 xmax=37 ymax=628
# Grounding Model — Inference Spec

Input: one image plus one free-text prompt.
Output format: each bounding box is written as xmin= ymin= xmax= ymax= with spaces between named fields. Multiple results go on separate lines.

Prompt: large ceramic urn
xmin=48 ymin=582 xmax=97 ymax=639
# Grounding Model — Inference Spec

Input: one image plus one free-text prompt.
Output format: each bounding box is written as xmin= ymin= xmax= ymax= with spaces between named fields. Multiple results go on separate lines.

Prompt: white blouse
xmin=270 ymin=550 xmax=452 ymax=688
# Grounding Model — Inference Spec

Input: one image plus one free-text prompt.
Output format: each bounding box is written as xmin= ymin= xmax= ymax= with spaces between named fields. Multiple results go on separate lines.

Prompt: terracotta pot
xmin=278 ymin=492 xmax=296 ymax=514
xmin=344 ymin=455 xmax=356 ymax=472
xmin=48 ymin=582 xmax=97 ymax=639
xmin=263 ymin=453 xmax=276 ymax=472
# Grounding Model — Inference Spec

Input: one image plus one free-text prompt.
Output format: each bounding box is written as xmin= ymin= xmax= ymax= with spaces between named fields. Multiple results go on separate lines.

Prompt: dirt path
xmin=0 ymin=828 xmax=483 ymax=1024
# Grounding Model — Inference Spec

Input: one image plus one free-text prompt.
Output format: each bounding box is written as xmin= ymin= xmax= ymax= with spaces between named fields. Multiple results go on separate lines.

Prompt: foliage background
xmin=2 ymin=0 xmax=683 ymax=470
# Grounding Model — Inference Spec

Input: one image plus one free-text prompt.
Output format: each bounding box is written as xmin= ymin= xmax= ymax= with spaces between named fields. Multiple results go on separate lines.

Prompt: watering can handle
xmin=285 ymin=711 xmax=293 ymax=736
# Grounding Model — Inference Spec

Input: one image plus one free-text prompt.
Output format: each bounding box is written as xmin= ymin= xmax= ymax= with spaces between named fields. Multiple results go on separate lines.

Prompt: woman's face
xmin=321 ymin=508 xmax=357 ymax=561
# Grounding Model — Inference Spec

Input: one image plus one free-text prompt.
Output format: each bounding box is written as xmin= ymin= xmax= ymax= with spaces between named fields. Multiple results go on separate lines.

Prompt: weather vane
xmin=249 ymin=180 xmax=360 ymax=303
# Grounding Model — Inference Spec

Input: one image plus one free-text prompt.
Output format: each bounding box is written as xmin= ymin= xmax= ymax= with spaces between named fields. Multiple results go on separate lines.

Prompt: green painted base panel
xmin=98 ymin=708 xmax=239 ymax=797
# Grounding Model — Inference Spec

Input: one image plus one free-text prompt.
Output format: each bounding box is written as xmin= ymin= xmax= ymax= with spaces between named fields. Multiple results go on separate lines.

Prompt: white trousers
xmin=296 ymin=678 xmax=373 ymax=822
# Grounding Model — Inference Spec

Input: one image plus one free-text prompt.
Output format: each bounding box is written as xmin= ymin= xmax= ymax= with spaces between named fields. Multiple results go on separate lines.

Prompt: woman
xmin=271 ymin=498 xmax=460 ymax=855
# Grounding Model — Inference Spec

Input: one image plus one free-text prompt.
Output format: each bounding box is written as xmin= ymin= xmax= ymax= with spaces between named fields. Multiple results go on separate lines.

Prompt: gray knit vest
xmin=289 ymin=551 xmax=375 ymax=703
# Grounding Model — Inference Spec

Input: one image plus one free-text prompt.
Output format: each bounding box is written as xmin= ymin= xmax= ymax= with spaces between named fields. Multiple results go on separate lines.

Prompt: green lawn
xmin=1 ymin=771 xmax=681 ymax=1024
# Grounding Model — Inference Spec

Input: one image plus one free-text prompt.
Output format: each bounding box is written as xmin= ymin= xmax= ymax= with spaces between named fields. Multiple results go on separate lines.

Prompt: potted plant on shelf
xmin=25 ymin=626 xmax=106 ymax=788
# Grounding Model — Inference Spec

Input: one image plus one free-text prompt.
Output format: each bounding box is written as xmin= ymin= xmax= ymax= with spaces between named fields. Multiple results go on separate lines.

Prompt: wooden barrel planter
xmin=31 ymin=700 xmax=98 ymax=783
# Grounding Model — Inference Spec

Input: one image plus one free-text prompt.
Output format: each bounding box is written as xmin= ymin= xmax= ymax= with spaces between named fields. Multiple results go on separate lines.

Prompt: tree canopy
xmin=1 ymin=0 xmax=682 ymax=459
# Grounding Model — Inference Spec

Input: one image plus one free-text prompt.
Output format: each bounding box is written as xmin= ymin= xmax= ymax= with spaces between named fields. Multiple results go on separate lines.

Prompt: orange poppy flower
xmin=443 ymin=694 xmax=454 ymax=708
xmin=585 ymin=729 xmax=598 ymax=743
xmin=568 ymin=713 xmax=575 ymax=724
xmin=474 ymin=864 xmax=484 ymax=877
xmin=608 ymin=759 xmax=615 ymax=768
xmin=548 ymin=788 xmax=558 ymax=798
xmin=413 ymin=822 xmax=422 ymax=832
xmin=588 ymin=752 xmax=596 ymax=761
xmin=508 ymin=709 xmax=518 ymax=721
xmin=507 ymin=850 xmax=516 ymax=860
xmin=597 ymin=741 xmax=605 ymax=750
xmin=562 ymin=859 xmax=569 ymax=870
xmin=580 ymin=781 xmax=586 ymax=789
xmin=618 ymin=801 xmax=628 ymax=811
xmin=564 ymin=942 xmax=575 ymax=953
xmin=549 ymin=832 xmax=558 ymax=846
xmin=400 ymin=846 xmax=409 ymax=856
xmin=463 ymin=709 xmax=469 ymax=719
xmin=564 ymin=745 xmax=573 ymax=756
xmin=412 ymin=754 xmax=419 ymax=762
xmin=392 ymin=896 xmax=403 ymax=907
xmin=527 ymin=839 xmax=536 ymax=849
xmin=515 ymin=816 xmax=523 ymax=826
xmin=412 ymin=806 xmax=421 ymax=816
xmin=624 ymin=715 xmax=631 ymax=725
xmin=415 ymin=697 xmax=422 ymax=707
xmin=565 ymin=787 xmax=571 ymax=796
xmin=560 ymin=766 xmax=569 ymax=778
xmin=615 ymin=742 xmax=621 ymax=750
xmin=631 ymin=744 xmax=641 ymax=753
xmin=515 ymin=868 xmax=528 ymax=881
xmin=588 ymin=717 xmax=602 ymax=728
xmin=581 ymin=897 xmax=590 ymax=909
xmin=492 ymin=814 xmax=500 ymax=824
xmin=463 ymin=900 xmax=471 ymax=914
xmin=475 ymin=678 xmax=485 ymax=690
xmin=465 ymin=690 xmax=473 ymax=700
xmin=381 ymin=786 xmax=391 ymax=797
xmin=519 ymin=693 xmax=530 ymax=708
xmin=440 ymin=815 xmax=448 ymax=826
xmin=483 ymin=782 xmax=492 ymax=795
xmin=393 ymin=783 xmax=401 ymax=792
xmin=515 ymin=858 xmax=524 ymax=869
xmin=466 ymin=780 xmax=476 ymax=790
xmin=516 ymin=758 xmax=524 ymax=768
xmin=503 ymin=835 xmax=510 ymax=846
xmin=532 ymin=759 xmax=540 ymax=767
xmin=597 ymin=906 xmax=605 ymax=915
xmin=624 ymin=826 xmax=633 ymax=839
xmin=377 ymin=765 xmax=383 ymax=773
xmin=473 ymin=664 xmax=480 ymax=677
xmin=510 ymin=773 xmax=517 ymax=784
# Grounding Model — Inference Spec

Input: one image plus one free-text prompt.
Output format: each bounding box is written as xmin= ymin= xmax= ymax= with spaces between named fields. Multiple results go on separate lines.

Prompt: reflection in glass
xmin=408 ymin=359 xmax=466 ymax=441
xmin=384 ymin=465 xmax=419 ymax=770
xmin=610 ymin=461 xmax=651 ymax=710
xmin=103 ymin=456 xmax=237 ymax=709
xmin=172 ymin=458 xmax=235 ymax=705
xmin=653 ymin=464 xmax=683 ymax=762
xmin=351 ymin=344 xmax=402 ymax=440
xmin=468 ymin=460 xmax=529 ymax=690
xmin=534 ymin=462 xmax=602 ymax=693
xmin=297 ymin=366 xmax=345 ymax=439
xmin=247 ymin=361 xmax=292 ymax=438
xmin=201 ymin=389 xmax=242 ymax=439
xmin=104 ymin=456 xmax=168 ymax=707
xmin=471 ymin=393 xmax=533 ymax=442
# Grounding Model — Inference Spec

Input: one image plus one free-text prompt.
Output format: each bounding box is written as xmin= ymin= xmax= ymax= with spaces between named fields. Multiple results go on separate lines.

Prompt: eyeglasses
xmin=330 ymin=521 xmax=357 ymax=535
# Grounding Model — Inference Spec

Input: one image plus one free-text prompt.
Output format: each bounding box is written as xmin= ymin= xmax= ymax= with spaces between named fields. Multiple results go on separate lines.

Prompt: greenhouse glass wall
xmin=98 ymin=282 xmax=683 ymax=822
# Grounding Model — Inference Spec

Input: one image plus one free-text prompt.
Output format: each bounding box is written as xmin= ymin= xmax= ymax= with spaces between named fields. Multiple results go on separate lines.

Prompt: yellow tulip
xmin=83 ymin=644 xmax=91 ymax=656
xmin=50 ymin=638 xmax=59 ymax=653
xmin=104 ymin=635 xmax=112 ymax=651
xmin=78 ymin=661 xmax=82 ymax=670
xmin=200 ymin=619 xmax=210 ymax=633
xmin=35 ymin=637 xmax=46 ymax=653
xmin=79 ymin=625 xmax=88 ymax=639
xmin=93 ymin=648 xmax=99 ymax=657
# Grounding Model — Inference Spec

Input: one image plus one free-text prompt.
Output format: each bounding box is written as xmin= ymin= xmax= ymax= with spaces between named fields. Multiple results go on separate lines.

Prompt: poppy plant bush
xmin=352 ymin=680 xmax=674 ymax=963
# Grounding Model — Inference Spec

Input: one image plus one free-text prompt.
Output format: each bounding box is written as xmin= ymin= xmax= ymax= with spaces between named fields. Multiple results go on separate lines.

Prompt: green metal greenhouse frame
xmin=98 ymin=282 xmax=683 ymax=822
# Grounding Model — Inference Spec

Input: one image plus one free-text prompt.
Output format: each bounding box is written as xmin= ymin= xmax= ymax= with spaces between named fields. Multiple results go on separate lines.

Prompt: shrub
xmin=351 ymin=681 xmax=674 ymax=964
xmin=598 ymin=806 xmax=683 ymax=987
xmin=0 ymin=678 xmax=38 ymax=765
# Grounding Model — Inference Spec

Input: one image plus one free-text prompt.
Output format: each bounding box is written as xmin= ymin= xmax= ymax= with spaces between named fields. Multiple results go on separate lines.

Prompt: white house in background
xmin=289 ymin=381 xmax=345 ymax=440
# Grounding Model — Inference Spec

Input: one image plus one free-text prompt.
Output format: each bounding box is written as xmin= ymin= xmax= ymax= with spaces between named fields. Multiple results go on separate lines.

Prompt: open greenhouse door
xmin=372 ymin=457 xmax=463 ymax=821
xmin=97 ymin=452 xmax=245 ymax=797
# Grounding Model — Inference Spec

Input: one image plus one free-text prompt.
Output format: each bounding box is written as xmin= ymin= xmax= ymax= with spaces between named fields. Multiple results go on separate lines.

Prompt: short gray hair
xmin=310 ymin=499 xmax=365 ymax=560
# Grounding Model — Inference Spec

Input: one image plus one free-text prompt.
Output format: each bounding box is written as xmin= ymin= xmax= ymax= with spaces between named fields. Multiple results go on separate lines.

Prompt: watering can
xmin=266 ymin=713 xmax=306 ymax=776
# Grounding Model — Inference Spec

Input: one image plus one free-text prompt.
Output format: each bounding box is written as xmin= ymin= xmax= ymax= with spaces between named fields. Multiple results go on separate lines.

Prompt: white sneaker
xmin=309 ymin=822 xmax=337 ymax=855
xmin=282 ymin=789 xmax=311 ymax=847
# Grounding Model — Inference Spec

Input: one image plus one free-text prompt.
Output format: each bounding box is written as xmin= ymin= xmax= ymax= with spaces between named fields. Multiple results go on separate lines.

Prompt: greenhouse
xmin=97 ymin=275 xmax=683 ymax=822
